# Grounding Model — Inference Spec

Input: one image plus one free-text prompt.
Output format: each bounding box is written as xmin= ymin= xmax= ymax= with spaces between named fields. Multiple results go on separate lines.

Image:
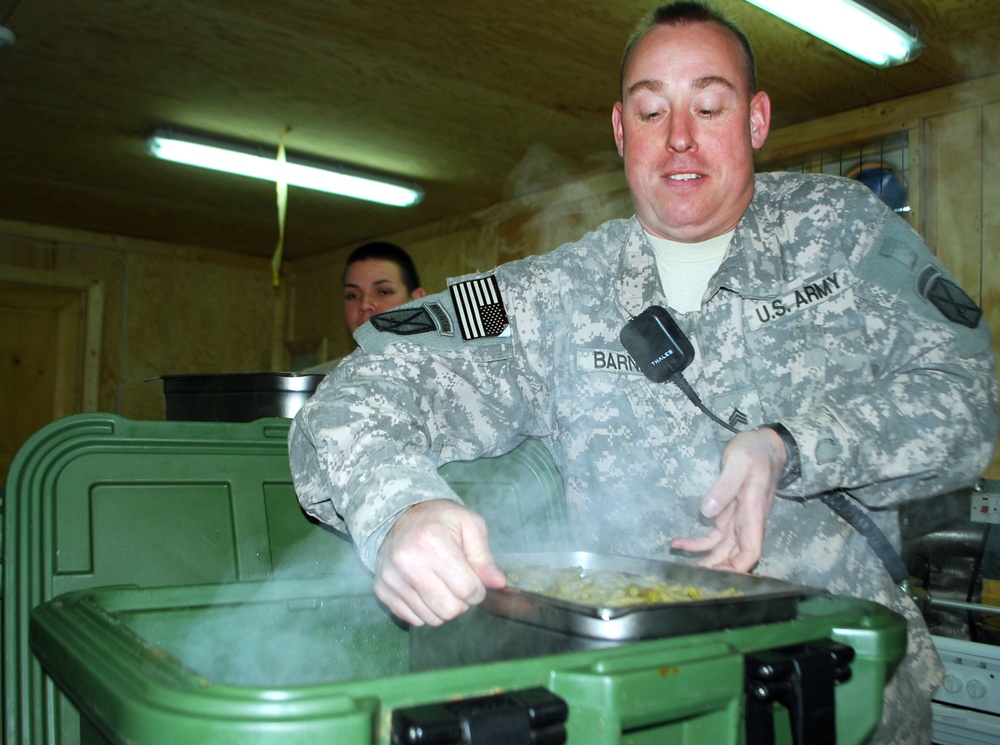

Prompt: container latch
xmin=390 ymin=686 xmax=568 ymax=745
xmin=744 ymin=639 xmax=855 ymax=745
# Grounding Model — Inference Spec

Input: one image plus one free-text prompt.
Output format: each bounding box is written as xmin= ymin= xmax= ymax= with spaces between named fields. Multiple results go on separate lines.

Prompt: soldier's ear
xmin=749 ymin=91 xmax=771 ymax=150
xmin=612 ymin=102 xmax=626 ymax=158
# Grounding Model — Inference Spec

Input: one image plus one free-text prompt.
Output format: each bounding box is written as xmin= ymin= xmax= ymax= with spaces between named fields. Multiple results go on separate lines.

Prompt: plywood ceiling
xmin=0 ymin=0 xmax=997 ymax=261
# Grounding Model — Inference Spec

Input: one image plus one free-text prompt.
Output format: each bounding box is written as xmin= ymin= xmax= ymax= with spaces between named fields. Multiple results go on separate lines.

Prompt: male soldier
xmin=290 ymin=3 xmax=997 ymax=742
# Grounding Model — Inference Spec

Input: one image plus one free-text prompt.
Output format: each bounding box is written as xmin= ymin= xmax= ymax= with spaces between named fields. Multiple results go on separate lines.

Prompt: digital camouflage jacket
xmin=291 ymin=172 xmax=998 ymax=744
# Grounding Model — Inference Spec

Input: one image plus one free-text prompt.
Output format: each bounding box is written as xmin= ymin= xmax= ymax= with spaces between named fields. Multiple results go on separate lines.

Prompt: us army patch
xmin=918 ymin=269 xmax=982 ymax=329
xmin=370 ymin=301 xmax=453 ymax=336
xmin=746 ymin=267 xmax=855 ymax=331
xmin=449 ymin=275 xmax=509 ymax=341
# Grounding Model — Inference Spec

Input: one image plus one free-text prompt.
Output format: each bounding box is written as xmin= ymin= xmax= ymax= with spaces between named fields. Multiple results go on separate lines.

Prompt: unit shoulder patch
xmin=920 ymin=271 xmax=982 ymax=329
xmin=370 ymin=305 xmax=437 ymax=335
xmin=355 ymin=292 xmax=512 ymax=356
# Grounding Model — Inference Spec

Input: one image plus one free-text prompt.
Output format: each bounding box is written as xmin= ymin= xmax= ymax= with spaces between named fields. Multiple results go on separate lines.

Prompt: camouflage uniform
xmin=290 ymin=172 xmax=998 ymax=745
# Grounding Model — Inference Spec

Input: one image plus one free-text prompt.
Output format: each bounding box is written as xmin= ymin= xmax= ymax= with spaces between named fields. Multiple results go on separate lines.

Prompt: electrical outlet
xmin=970 ymin=492 xmax=1000 ymax=524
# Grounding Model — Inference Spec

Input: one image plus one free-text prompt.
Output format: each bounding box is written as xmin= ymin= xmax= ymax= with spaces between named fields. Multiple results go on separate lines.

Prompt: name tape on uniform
xmin=577 ymin=347 xmax=644 ymax=374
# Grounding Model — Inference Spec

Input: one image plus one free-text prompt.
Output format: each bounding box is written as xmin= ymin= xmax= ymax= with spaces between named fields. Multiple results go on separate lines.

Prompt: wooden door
xmin=0 ymin=274 xmax=102 ymax=486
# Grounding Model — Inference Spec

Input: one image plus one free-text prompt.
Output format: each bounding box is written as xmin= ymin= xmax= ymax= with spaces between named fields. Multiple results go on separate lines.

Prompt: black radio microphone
xmin=619 ymin=306 xmax=695 ymax=383
xmin=620 ymin=306 xmax=737 ymax=433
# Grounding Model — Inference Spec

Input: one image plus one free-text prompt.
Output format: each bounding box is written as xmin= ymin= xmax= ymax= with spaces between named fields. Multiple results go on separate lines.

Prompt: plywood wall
xmin=0 ymin=222 xmax=282 ymax=421
xmin=984 ymin=101 xmax=1000 ymax=348
xmin=920 ymin=104 xmax=997 ymax=478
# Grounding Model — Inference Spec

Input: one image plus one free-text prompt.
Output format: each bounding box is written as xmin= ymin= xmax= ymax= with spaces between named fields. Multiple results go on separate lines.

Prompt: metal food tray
xmin=484 ymin=551 xmax=822 ymax=641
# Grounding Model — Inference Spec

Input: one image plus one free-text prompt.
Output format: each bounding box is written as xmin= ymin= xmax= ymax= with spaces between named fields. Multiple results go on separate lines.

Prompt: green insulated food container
xmin=29 ymin=575 xmax=906 ymax=745
xmin=3 ymin=413 xmax=567 ymax=745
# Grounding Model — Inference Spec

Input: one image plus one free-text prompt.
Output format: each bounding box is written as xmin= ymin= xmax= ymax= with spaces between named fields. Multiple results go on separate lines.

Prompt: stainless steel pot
xmin=152 ymin=372 xmax=324 ymax=422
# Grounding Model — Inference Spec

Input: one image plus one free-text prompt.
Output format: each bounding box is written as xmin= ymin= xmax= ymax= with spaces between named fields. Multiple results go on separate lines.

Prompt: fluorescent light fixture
xmin=745 ymin=0 xmax=923 ymax=68
xmin=145 ymin=128 xmax=423 ymax=207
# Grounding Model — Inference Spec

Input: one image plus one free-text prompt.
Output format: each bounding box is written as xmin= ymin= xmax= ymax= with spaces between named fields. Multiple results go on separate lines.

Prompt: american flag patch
xmin=449 ymin=275 xmax=509 ymax=341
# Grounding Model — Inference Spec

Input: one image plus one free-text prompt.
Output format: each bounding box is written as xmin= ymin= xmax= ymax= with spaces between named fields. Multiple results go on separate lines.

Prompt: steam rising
xmin=137 ymin=435 xmax=570 ymax=686
xmin=474 ymin=143 xmax=631 ymax=268
xmin=122 ymin=534 xmax=404 ymax=687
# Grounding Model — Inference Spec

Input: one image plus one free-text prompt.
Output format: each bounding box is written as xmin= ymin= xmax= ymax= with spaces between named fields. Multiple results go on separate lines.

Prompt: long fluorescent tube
xmin=745 ymin=0 xmax=923 ymax=68
xmin=145 ymin=128 xmax=423 ymax=207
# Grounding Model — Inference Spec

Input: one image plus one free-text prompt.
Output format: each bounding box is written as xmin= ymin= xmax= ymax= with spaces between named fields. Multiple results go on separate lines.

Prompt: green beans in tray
xmin=504 ymin=563 xmax=743 ymax=607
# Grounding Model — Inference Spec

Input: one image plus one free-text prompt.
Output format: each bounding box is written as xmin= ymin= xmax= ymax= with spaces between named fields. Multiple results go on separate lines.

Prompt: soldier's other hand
xmin=669 ymin=428 xmax=784 ymax=573
xmin=373 ymin=500 xmax=506 ymax=627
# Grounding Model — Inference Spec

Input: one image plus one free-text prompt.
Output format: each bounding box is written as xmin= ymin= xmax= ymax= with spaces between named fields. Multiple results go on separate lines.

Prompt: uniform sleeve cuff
xmin=766 ymin=411 xmax=852 ymax=496
xmin=346 ymin=466 xmax=463 ymax=570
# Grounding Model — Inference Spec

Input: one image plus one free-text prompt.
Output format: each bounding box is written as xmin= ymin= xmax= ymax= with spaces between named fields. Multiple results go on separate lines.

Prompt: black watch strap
xmin=757 ymin=422 xmax=801 ymax=489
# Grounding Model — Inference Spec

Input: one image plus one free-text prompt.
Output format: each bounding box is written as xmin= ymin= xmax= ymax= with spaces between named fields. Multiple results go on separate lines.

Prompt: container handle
xmin=390 ymin=686 xmax=568 ymax=745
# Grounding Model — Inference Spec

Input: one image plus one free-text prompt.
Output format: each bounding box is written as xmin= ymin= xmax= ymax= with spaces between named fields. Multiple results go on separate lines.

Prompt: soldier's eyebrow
xmin=692 ymin=75 xmax=736 ymax=91
xmin=626 ymin=79 xmax=662 ymax=98
xmin=343 ymin=278 xmax=396 ymax=290
xmin=625 ymin=75 xmax=736 ymax=100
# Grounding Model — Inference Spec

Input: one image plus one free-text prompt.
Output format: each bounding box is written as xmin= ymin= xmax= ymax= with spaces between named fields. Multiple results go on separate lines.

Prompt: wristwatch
xmin=757 ymin=422 xmax=801 ymax=489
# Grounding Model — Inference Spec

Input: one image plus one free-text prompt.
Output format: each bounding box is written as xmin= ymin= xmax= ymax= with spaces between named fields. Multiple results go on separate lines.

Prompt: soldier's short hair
xmin=620 ymin=1 xmax=758 ymax=96
xmin=343 ymin=241 xmax=422 ymax=294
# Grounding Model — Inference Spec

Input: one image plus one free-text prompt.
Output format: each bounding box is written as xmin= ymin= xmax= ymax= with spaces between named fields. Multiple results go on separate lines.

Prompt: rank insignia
xmin=449 ymin=275 xmax=509 ymax=341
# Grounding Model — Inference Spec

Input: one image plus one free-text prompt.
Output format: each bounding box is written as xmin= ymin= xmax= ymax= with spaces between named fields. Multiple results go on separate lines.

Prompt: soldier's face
xmin=343 ymin=259 xmax=425 ymax=333
xmin=613 ymin=21 xmax=770 ymax=243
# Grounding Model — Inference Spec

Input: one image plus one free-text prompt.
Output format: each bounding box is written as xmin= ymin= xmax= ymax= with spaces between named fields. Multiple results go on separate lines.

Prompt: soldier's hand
xmin=669 ymin=427 xmax=785 ymax=573
xmin=373 ymin=500 xmax=506 ymax=627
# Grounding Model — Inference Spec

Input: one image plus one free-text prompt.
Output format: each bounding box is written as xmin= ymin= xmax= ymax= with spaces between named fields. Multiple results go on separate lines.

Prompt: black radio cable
xmin=819 ymin=490 xmax=909 ymax=585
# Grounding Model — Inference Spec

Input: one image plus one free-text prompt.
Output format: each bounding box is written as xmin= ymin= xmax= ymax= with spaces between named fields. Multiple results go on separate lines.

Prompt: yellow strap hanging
xmin=271 ymin=127 xmax=292 ymax=288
